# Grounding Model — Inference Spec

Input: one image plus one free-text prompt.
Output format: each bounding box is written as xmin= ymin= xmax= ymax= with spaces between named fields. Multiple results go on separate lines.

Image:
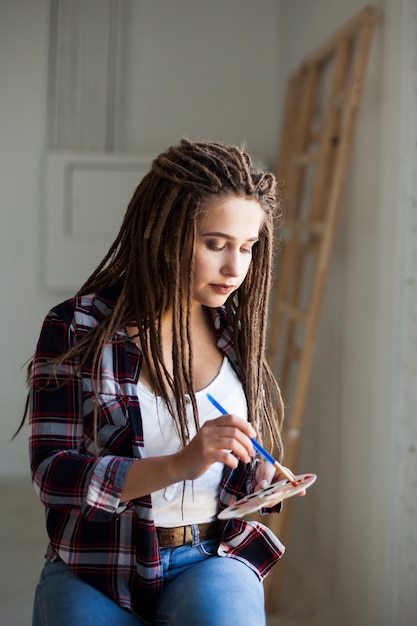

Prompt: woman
xmin=23 ymin=139 xmax=289 ymax=625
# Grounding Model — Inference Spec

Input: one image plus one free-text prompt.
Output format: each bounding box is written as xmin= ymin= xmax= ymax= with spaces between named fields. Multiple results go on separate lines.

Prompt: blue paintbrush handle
xmin=206 ymin=393 xmax=228 ymax=415
xmin=250 ymin=438 xmax=277 ymax=465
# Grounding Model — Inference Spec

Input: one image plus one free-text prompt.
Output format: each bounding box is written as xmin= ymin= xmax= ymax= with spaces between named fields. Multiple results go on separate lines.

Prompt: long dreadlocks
xmin=18 ymin=138 xmax=284 ymax=458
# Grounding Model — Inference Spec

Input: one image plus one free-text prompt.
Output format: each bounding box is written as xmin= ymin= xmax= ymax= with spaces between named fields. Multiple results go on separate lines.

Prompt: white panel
xmin=44 ymin=152 xmax=152 ymax=291
xmin=69 ymin=166 xmax=143 ymax=237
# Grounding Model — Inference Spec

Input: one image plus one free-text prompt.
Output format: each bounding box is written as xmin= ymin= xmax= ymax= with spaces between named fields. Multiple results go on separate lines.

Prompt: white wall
xmin=0 ymin=0 xmax=281 ymax=478
xmin=276 ymin=1 xmax=416 ymax=625
xmin=0 ymin=0 xmax=58 ymax=478
xmin=121 ymin=0 xmax=282 ymax=165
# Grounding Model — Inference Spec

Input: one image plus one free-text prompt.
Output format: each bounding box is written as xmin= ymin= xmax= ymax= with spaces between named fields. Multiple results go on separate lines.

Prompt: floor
xmin=0 ymin=478 xmax=336 ymax=625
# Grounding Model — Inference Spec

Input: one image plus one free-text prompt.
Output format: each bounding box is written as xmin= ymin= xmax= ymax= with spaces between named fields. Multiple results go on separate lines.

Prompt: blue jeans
xmin=32 ymin=539 xmax=266 ymax=626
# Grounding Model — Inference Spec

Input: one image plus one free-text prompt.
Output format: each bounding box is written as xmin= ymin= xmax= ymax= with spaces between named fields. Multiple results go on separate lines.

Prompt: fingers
xmin=254 ymin=461 xmax=276 ymax=492
xmin=201 ymin=415 xmax=256 ymax=465
xmin=213 ymin=414 xmax=257 ymax=440
xmin=178 ymin=414 xmax=257 ymax=480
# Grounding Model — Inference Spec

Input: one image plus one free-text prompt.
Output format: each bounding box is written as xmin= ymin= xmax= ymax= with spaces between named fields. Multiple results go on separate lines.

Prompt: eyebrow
xmin=201 ymin=231 xmax=259 ymax=242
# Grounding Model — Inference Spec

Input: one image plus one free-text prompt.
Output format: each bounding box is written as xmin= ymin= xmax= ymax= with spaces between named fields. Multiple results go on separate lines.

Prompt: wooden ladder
xmin=264 ymin=6 xmax=378 ymax=611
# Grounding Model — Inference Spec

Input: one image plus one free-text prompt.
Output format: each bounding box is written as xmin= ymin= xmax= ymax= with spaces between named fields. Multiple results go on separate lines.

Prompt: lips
xmin=211 ymin=284 xmax=236 ymax=295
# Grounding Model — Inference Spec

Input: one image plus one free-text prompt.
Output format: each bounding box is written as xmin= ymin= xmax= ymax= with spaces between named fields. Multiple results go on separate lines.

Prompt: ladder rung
xmin=277 ymin=301 xmax=308 ymax=323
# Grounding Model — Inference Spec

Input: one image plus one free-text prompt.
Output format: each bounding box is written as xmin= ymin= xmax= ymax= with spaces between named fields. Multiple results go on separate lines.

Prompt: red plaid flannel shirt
xmin=29 ymin=286 xmax=284 ymax=623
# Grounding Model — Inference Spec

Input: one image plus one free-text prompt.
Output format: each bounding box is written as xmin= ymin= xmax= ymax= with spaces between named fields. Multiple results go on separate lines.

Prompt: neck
xmin=127 ymin=303 xmax=208 ymax=344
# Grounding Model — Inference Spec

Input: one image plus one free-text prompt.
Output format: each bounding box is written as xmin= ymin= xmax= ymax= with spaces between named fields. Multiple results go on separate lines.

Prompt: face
xmin=191 ymin=195 xmax=264 ymax=308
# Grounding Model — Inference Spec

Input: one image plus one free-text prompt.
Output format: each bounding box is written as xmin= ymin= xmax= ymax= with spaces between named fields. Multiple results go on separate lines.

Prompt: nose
xmin=221 ymin=249 xmax=241 ymax=277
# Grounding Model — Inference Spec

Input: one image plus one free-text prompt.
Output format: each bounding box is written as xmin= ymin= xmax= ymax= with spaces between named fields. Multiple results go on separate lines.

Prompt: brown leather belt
xmin=156 ymin=522 xmax=218 ymax=548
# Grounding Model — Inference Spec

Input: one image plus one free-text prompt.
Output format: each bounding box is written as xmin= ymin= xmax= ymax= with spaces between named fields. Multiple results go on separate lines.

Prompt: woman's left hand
xmin=254 ymin=461 xmax=306 ymax=496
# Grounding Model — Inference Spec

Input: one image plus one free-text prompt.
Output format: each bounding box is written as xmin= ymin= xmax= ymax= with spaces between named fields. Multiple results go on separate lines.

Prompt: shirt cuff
xmin=83 ymin=456 xmax=134 ymax=521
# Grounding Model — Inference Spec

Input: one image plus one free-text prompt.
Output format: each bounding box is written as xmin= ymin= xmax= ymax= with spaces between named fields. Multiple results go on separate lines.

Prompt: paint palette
xmin=217 ymin=473 xmax=317 ymax=519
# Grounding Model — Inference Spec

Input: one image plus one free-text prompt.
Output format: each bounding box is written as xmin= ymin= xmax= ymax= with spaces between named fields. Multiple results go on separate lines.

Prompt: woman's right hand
xmin=173 ymin=414 xmax=256 ymax=482
xmin=121 ymin=414 xmax=256 ymax=502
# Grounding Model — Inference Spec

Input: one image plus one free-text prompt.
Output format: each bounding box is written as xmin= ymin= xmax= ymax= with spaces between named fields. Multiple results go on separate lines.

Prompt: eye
xmin=206 ymin=239 xmax=226 ymax=252
xmin=241 ymin=241 xmax=257 ymax=255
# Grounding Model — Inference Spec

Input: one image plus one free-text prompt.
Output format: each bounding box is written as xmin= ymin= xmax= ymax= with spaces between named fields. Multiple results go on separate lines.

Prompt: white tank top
xmin=137 ymin=358 xmax=248 ymax=526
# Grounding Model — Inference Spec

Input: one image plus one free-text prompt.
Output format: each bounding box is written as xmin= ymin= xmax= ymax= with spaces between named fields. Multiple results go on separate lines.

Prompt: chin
xmin=193 ymin=294 xmax=229 ymax=309
xmin=209 ymin=294 xmax=233 ymax=308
